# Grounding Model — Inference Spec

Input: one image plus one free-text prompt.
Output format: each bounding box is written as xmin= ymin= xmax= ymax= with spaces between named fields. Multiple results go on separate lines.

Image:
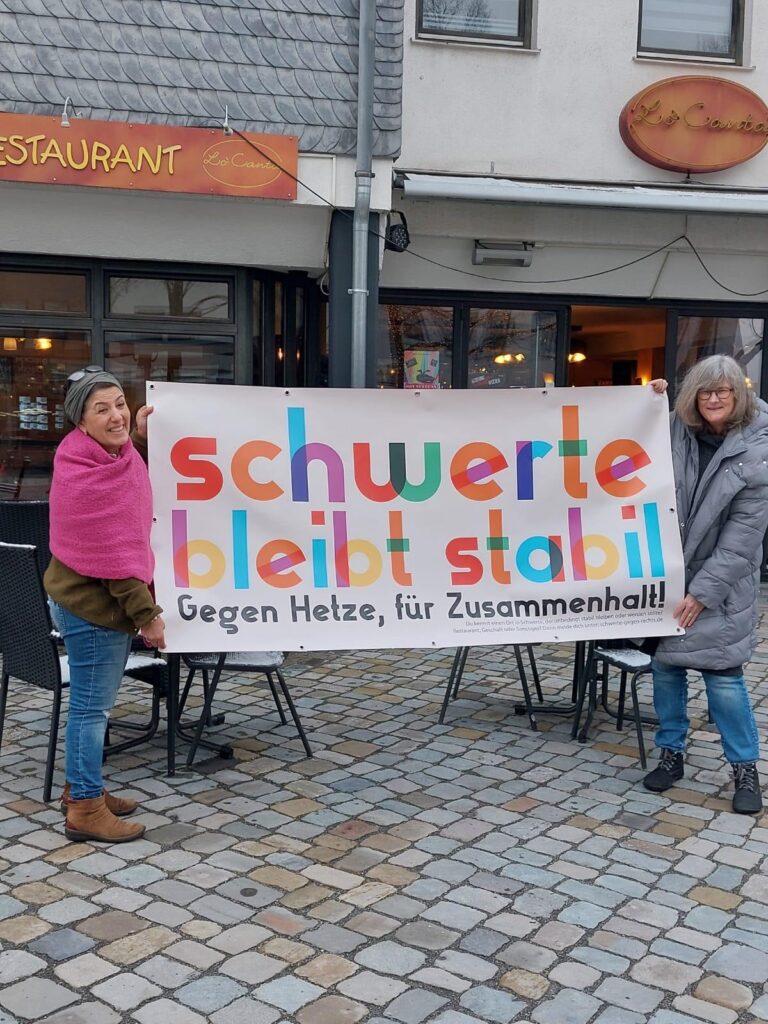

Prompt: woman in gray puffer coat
xmin=644 ymin=355 xmax=768 ymax=814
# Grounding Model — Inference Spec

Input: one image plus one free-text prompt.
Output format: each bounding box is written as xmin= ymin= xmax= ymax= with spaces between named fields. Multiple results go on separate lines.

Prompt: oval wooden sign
xmin=619 ymin=76 xmax=768 ymax=173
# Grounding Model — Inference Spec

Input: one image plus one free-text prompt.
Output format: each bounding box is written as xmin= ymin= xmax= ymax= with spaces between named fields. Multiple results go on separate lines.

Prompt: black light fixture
xmin=384 ymin=211 xmax=410 ymax=252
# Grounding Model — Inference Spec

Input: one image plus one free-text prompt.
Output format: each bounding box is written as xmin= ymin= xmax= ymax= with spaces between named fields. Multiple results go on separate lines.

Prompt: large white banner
xmin=148 ymin=383 xmax=685 ymax=652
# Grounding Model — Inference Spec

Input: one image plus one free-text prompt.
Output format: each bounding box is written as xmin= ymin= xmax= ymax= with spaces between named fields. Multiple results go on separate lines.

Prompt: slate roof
xmin=0 ymin=0 xmax=403 ymax=156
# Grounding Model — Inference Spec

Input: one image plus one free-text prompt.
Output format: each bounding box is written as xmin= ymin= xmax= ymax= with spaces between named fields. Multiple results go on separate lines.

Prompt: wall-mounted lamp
xmin=472 ymin=240 xmax=538 ymax=267
xmin=3 ymin=337 xmax=18 ymax=352
xmin=34 ymin=337 xmax=53 ymax=351
xmin=384 ymin=212 xmax=410 ymax=253
xmin=222 ymin=105 xmax=233 ymax=136
xmin=60 ymin=97 xmax=73 ymax=128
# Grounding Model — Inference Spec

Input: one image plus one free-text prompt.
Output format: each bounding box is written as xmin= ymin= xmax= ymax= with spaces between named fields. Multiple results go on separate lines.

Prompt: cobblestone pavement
xmin=1 ymin=607 xmax=768 ymax=1024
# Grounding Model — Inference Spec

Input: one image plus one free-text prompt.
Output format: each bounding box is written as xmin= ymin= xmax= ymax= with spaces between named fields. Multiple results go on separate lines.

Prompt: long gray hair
xmin=675 ymin=354 xmax=756 ymax=432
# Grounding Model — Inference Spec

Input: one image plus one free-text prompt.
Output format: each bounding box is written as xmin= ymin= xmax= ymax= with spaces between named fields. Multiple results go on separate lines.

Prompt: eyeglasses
xmin=65 ymin=365 xmax=103 ymax=394
xmin=698 ymin=387 xmax=733 ymax=401
xmin=67 ymin=365 xmax=103 ymax=384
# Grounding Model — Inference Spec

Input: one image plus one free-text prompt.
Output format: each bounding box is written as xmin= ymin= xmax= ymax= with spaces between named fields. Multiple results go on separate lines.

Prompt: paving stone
xmin=498 ymin=964 xmax=549 ymax=1004
xmin=32 ymin=1004 xmax=119 ymax=1024
xmin=459 ymin=985 xmax=525 ymax=1023
xmin=0 ymin=978 xmax=78 ymax=1019
xmin=337 ymin=970 xmax=410 ymax=1005
xmin=53 ymin=953 xmax=120 ymax=988
xmin=704 ymin=943 xmax=768 ymax=982
xmin=394 ymin=921 xmax=459 ymax=950
xmin=133 ymin=998 xmax=208 ymax=1024
xmin=694 ymin=976 xmax=753 ymax=1011
xmin=295 ymin=994 xmax=368 ymax=1024
xmin=532 ymin=988 xmax=603 ymax=1024
xmin=134 ymin=954 xmax=198 ymax=988
xmin=295 ymin=953 xmax=359 ymax=987
xmin=210 ymin=998 xmax=281 ymax=1024
xmin=630 ymin=954 xmax=703 ymax=993
xmin=0 ymin=949 xmax=47 ymax=986
xmin=28 ymin=929 xmax=95 ymax=962
xmin=174 ymin=976 xmax=247 ymax=1013
xmin=220 ymin=951 xmax=285 ymax=984
xmin=254 ymin=977 xmax=326 ymax=1013
xmin=595 ymin=977 xmax=665 ymax=1013
xmin=384 ymin=989 xmax=448 ymax=1024
xmin=90 ymin=972 xmax=163 ymax=1010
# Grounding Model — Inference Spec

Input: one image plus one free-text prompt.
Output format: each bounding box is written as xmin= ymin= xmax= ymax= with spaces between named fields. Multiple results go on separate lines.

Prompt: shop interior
xmin=567 ymin=304 xmax=667 ymax=388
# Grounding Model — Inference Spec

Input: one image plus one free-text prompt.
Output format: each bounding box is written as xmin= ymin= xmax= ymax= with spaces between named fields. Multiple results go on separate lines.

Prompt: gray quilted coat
xmin=656 ymin=403 xmax=768 ymax=670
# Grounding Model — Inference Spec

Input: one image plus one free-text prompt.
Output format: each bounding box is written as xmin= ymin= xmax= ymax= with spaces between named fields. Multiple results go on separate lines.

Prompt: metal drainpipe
xmin=350 ymin=0 xmax=376 ymax=389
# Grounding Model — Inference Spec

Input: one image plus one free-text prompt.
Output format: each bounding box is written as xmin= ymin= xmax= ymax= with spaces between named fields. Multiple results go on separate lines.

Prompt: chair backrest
xmin=0 ymin=543 xmax=62 ymax=691
xmin=0 ymin=500 xmax=51 ymax=579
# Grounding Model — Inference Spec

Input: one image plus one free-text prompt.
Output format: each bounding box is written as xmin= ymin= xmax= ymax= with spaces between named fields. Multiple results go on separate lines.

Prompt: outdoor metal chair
xmin=439 ymin=643 xmax=545 ymax=730
xmin=571 ymin=641 xmax=654 ymax=767
xmin=0 ymin=499 xmax=51 ymax=579
xmin=179 ymin=651 xmax=312 ymax=767
xmin=0 ymin=542 xmax=168 ymax=800
xmin=0 ymin=458 xmax=30 ymax=501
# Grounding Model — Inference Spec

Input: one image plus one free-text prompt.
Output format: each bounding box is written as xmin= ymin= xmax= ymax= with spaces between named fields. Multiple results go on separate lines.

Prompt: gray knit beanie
xmin=64 ymin=370 xmax=124 ymax=425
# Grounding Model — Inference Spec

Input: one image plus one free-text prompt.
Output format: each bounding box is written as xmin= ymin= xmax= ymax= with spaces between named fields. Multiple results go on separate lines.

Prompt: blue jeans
xmin=651 ymin=658 xmax=760 ymax=765
xmin=49 ymin=601 xmax=132 ymax=800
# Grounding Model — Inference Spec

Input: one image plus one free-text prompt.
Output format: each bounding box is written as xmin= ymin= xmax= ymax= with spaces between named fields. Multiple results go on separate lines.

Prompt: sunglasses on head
xmin=65 ymin=365 xmax=103 ymax=393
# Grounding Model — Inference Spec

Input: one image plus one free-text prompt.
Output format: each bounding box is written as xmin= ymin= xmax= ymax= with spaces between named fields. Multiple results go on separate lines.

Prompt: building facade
xmin=0 ymin=0 xmax=403 ymax=498
xmin=378 ymin=0 xmax=768 ymax=401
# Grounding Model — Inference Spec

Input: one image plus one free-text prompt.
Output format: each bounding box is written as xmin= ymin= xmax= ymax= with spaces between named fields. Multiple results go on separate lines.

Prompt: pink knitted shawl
xmin=49 ymin=428 xmax=155 ymax=583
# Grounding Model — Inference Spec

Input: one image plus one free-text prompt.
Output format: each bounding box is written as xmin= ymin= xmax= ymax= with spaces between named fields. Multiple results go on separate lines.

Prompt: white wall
xmin=400 ymin=0 xmax=768 ymax=187
xmin=0 ymin=155 xmax=393 ymax=273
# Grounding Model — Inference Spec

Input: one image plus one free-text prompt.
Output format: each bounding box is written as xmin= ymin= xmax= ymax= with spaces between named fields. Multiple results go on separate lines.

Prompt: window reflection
xmin=675 ymin=317 xmax=763 ymax=392
xmin=468 ymin=309 xmax=556 ymax=389
xmin=105 ymin=334 xmax=234 ymax=413
xmin=109 ymin=277 xmax=230 ymax=320
xmin=376 ymin=305 xmax=453 ymax=389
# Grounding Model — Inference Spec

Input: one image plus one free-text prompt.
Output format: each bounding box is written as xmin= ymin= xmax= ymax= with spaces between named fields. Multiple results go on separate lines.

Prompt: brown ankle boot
xmin=64 ymin=794 xmax=145 ymax=844
xmin=60 ymin=783 xmax=138 ymax=817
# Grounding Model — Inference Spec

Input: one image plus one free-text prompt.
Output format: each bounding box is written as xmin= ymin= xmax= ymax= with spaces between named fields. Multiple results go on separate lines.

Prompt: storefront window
xmin=0 ymin=270 xmax=87 ymax=313
xmin=377 ymin=304 xmax=453 ymax=389
xmin=108 ymin=277 xmax=230 ymax=320
xmin=675 ymin=316 xmax=763 ymax=392
xmin=467 ymin=309 xmax=556 ymax=389
xmin=104 ymin=334 xmax=235 ymax=412
xmin=0 ymin=330 xmax=91 ymax=499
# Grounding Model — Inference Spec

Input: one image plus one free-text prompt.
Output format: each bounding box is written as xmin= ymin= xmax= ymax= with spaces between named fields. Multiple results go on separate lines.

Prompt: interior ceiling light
xmin=34 ymin=337 xmax=53 ymax=350
xmin=568 ymin=351 xmax=587 ymax=363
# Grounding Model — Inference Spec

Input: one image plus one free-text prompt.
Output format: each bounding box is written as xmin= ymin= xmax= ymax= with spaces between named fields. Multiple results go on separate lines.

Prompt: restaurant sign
xmin=0 ymin=113 xmax=298 ymax=199
xmin=619 ymin=76 xmax=768 ymax=173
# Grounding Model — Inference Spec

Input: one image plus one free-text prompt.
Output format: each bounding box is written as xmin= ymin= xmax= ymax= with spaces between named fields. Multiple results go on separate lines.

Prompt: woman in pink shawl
xmin=45 ymin=366 xmax=166 ymax=843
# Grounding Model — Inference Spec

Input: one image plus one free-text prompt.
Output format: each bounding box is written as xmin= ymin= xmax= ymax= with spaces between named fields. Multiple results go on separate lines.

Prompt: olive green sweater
xmin=44 ymin=430 xmax=162 ymax=634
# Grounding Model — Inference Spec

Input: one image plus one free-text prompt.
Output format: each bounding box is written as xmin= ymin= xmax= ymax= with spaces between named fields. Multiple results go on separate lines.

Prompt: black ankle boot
xmin=732 ymin=763 xmax=762 ymax=815
xmin=643 ymin=749 xmax=684 ymax=792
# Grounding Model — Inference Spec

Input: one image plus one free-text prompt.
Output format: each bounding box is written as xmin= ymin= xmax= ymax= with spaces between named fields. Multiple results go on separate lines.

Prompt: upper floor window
xmin=418 ymin=0 xmax=531 ymax=46
xmin=638 ymin=0 xmax=743 ymax=62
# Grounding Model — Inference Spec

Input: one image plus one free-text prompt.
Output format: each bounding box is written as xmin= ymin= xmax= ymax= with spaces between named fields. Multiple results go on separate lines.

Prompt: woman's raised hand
xmin=135 ymin=405 xmax=154 ymax=441
xmin=649 ymin=379 xmax=668 ymax=395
